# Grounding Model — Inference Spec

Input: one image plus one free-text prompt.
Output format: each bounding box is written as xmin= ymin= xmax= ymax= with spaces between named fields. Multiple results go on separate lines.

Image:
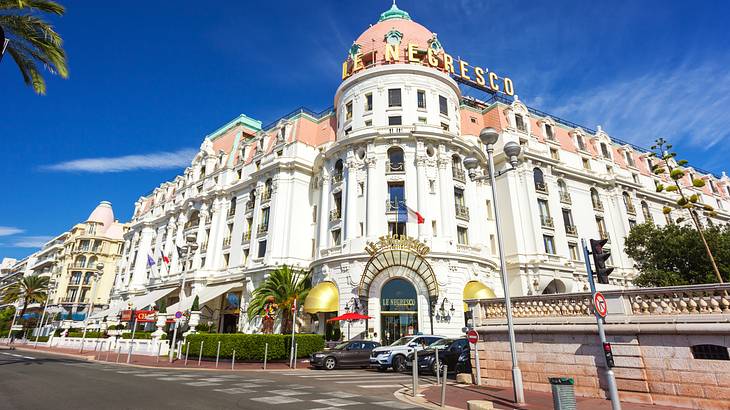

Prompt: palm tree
xmin=247 ymin=265 xmax=311 ymax=334
xmin=1 ymin=275 xmax=49 ymax=337
xmin=0 ymin=0 xmax=68 ymax=94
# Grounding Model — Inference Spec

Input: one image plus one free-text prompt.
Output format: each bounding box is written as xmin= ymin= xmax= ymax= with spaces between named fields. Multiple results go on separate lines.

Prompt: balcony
xmin=541 ymin=215 xmax=554 ymax=229
xmin=452 ymin=167 xmax=466 ymax=183
xmin=559 ymin=191 xmax=571 ymax=204
xmin=242 ymin=231 xmax=251 ymax=242
xmin=223 ymin=236 xmax=231 ymax=248
xmin=386 ymin=161 xmax=404 ymax=174
xmin=332 ymin=173 xmax=343 ymax=184
xmin=257 ymin=224 xmax=269 ymax=235
xmin=60 ymin=296 xmax=77 ymax=303
xmin=200 ymin=242 xmax=208 ymax=252
xmin=565 ymin=224 xmax=578 ymax=236
xmin=329 ymin=209 xmax=341 ymax=222
xmin=593 ymin=200 xmax=604 ymax=212
xmin=455 ymin=203 xmax=470 ymax=221
xmin=535 ymin=182 xmax=549 ymax=194
xmin=245 ymin=200 xmax=255 ymax=212
xmin=626 ymin=203 xmax=637 ymax=215
xmin=260 ymin=190 xmax=272 ymax=203
xmin=385 ymin=200 xmax=400 ymax=213
xmin=227 ymin=207 xmax=236 ymax=218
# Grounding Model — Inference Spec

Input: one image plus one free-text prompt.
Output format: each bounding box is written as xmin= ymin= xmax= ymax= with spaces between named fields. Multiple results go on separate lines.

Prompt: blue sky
xmin=2 ymin=0 xmax=729 ymax=259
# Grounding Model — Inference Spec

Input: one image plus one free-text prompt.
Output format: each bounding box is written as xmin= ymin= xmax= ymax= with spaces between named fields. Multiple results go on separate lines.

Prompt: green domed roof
xmin=379 ymin=1 xmax=411 ymax=22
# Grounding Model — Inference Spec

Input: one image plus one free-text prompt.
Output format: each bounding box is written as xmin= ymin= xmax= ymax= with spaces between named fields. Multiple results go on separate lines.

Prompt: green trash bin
xmin=548 ymin=377 xmax=576 ymax=410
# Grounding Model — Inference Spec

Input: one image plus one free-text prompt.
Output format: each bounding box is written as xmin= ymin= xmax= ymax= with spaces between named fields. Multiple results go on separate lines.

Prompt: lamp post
xmin=344 ymin=297 xmax=360 ymax=341
xmin=437 ymin=297 xmax=455 ymax=320
xmin=80 ymin=263 xmax=104 ymax=353
xmin=33 ymin=277 xmax=57 ymax=348
xmin=169 ymin=233 xmax=197 ymax=362
xmin=464 ymin=127 xmax=525 ymax=404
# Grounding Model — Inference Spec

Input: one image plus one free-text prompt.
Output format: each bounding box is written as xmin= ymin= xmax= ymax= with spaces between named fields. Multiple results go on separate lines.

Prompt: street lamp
xmin=168 ymin=233 xmax=198 ymax=362
xmin=80 ymin=263 xmax=104 ymax=353
xmin=463 ymin=127 xmax=525 ymax=404
xmin=33 ymin=277 xmax=58 ymax=348
xmin=437 ymin=297 xmax=455 ymax=319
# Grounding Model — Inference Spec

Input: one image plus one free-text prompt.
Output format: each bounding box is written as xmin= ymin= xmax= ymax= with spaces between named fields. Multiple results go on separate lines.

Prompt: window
xmin=242 ymin=249 xmax=249 ymax=265
xmin=623 ymin=191 xmax=635 ymax=214
xmin=345 ymin=100 xmax=353 ymax=121
xmin=441 ymin=122 xmax=449 ymax=131
xmin=576 ymin=135 xmax=586 ymax=151
xmin=388 ymin=116 xmax=402 ymax=126
xmin=533 ymin=168 xmax=546 ymax=192
xmin=457 ymin=227 xmax=469 ymax=245
xmin=257 ymin=240 xmax=267 ymax=258
xmin=417 ymin=116 xmax=427 ymax=124
xmin=600 ymin=143 xmax=611 ymax=159
xmin=417 ymin=90 xmax=426 ymax=109
xmin=388 ymin=222 xmax=406 ymax=236
xmin=641 ymin=201 xmax=652 ymax=222
xmin=429 ymin=180 xmax=436 ymax=193
xmin=538 ymin=199 xmax=551 ymax=227
xmin=629 ymin=219 xmax=637 ymax=229
xmin=582 ymin=158 xmax=591 ymax=170
xmin=364 ymin=120 xmax=372 ymax=127
xmin=223 ymin=253 xmax=230 ymax=268
xmin=545 ymin=124 xmax=554 ymax=140
xmin=625 ymin=151 xmax=635 ymax=167
xmin=387 ymin=147 xmax=404 ymax=172
xmin=490 ymin=235 xmax=496 ymax=255
xmin=596 ymin=216 xmax=607 ymax=239
xmin=632 ymin=173 xmax=640 ymax=184
xmin=439 ymin=95 xmax=448 ymax=116
xmin=432 ymin=220 xmax=437 ymax=237
xmin=550 ymin=148 xmax=560 ymax=160
xmin=260 ymin=207 xmax=270 ymax=230
xmin=332 ymin=229 xmax=341 ymax=246
xmin=568 ymin=242 xmax=580 ymax=260
xmin=709 ymin=180 xmax=718 ymax=194
xmin=312 ymin=206 xmax=317 ymax=222
xmin=365 ymin=93 xmax=373 ymax=111
xmin=515 ymin=114 xmax=526 ymax=132
xmin=543 ymin=235 xmax=556 ymax=254
xmin=387 ymin=182 xmax=405 ymax=211
xmin=470 ymin=116 xmax=477 ymax=123
xmin=388 ymin=88 xmax=401 ymax=107
xmin=606 ymin=165 xmax=613 ymax=175
xmin=485 ymin=200 xmax=494 ymax=220
xmin=562 ymin=208 xmax=575 ymax=235
xmin=691 ymin=344 xmax=730 ymax=360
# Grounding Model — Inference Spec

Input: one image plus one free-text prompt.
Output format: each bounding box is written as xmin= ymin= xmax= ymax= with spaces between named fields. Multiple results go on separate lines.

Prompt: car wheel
xmin=324 ymin=356 xmax=337 ymax=370
xmin=392 ymin=355 xmax=406 ymax=372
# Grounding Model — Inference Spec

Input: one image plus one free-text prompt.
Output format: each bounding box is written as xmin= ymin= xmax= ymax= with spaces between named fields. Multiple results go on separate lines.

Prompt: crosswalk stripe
xmin=359 ymin=384 xmax=405 ymax=388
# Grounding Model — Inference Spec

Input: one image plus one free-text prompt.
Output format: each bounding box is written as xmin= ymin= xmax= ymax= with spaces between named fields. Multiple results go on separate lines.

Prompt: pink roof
xmin=353 ymin=18 xmax=436 ymax=66
xmin=86 ymin=201 xmax=114 ymax=230
xmin=103 ymin=221 xmax=125 ymax=241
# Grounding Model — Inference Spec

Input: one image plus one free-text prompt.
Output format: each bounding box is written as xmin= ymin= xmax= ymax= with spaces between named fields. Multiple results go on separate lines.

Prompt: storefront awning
xmin=463 ymin=281 xmax=496 ymax=311
xmin=166 ymin=282 xmax=239 ymax=314
xmin=128 ymin=287 xmax=178 ymax=311
xmin=304 ymin=281 xmax=339 ymax=314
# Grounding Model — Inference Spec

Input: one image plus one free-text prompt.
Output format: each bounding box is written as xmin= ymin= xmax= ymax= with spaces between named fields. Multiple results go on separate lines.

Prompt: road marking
xmin=266 ymin=389 xmax=310 ymax=396
xmin=183 ymin=381 xmax=221 ymax=387
xmin=311 ymin=398 xmax=361 ymax=407
xmin=251 ymin=396 xmax=302 ymax=404
xmin=372 ymin=401 xmax=418 ymax=408
xmin=213 ymin=387 xmax=254 ymax=394
xmin=358 ymin=384 xmax=406 ymax=388
xmin=0 ymin=352 xmax=35 ymax=360
xmin=322 ymin=392 xmax=360 ymax=398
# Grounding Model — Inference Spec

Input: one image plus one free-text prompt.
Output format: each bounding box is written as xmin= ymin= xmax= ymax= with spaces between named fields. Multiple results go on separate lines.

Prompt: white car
xmin=369 ymin=335 xmax=444 ymax=372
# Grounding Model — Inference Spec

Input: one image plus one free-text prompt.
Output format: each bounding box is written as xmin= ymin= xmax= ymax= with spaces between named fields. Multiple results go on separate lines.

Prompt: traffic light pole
xmin=582 ymin=239 xmax=621 ymax=410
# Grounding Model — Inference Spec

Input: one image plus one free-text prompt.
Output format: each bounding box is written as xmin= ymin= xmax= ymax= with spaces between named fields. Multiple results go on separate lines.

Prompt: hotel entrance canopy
xmin=166 ymin=282 xmax=239 ymax=313
xmin=303 ymin=281 xmax=339 ymax=314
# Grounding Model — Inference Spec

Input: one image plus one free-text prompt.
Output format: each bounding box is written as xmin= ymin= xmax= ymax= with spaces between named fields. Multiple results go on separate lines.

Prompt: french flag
xmin=398 ymin=203 xmax=425 ymax=224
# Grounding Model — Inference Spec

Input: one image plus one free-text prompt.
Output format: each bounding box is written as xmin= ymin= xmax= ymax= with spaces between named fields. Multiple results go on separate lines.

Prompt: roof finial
xmin=379 ymin=0 xmax=411 ymax=21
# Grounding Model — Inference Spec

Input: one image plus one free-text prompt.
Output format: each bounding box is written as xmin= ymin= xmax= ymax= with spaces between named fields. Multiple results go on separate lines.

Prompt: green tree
xmin=649 ymin=138 xmax=723 ymax=283
xmin=0 ymin=306 xmax=16 ymax=331
xmin=190 ymin=295 xmax=199 ymax=311
xmin=246 ymin=265 xmax=312 ymax=334
xmin=625 ymin=222 xmax=730 ymax=287
xmin=0 ymin=0 xmax=68 ymax=94
xmin=1 ymin=275 xmax=49 ymax=333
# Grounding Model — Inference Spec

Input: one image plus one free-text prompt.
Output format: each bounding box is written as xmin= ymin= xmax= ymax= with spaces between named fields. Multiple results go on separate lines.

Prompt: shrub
xmin=34 ymin=336 xmax=49 ymax=343
xmin=67 ymin=331 xmax=105 ymax=338
xmin=121 ymin=331 xmax=165 ymax=340
xmin=185 ymin=333 xmax=324 ymax=360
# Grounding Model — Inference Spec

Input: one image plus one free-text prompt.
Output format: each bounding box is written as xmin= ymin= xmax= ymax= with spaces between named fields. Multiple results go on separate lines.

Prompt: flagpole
xmin=289 ymin=298 xmax=296 ymax=368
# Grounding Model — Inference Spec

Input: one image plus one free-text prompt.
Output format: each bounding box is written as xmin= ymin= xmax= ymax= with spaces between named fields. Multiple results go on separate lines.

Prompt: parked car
xmin=406 ymin=338 xmax=471 ymax=374
xmin=310 ymin=340 xmax=381 ymax=370
xmin=370 ymin=334 xmax=445 ymax=372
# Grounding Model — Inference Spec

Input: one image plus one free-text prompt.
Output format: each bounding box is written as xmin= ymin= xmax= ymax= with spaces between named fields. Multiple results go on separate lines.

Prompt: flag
xmin=291 ymin=298 xmax=297 ymax=313
xmin=162 ymin=254 xmax=171 ymax=265
xmin=147 ymin=254 xmax=155 ymax=267
xmin=176 ymin=245 xmax=184 ymax=258
xmin=398 ymin=203 xmax=425 ymax=224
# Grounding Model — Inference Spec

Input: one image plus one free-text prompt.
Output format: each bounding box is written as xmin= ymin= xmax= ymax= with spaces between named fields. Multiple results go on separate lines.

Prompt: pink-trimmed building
xmin=107 ymin=4 xmax=730 ymax=343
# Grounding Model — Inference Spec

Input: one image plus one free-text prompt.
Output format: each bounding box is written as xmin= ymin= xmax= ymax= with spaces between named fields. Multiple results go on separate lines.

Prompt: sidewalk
xmin=8 ymin=343 xmax=308 ymax=371
xmin=418 ymin=383 xmax=683 ymax=410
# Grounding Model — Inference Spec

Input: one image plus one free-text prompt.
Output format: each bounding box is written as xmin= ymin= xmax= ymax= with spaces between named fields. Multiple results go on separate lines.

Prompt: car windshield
xmin=390 ymin=336 xmax=415 ymax=346
xmin=428 ymin=338 xmax=453 ymax=348
xmin=333 ymin=342 xmax=350 ymax=350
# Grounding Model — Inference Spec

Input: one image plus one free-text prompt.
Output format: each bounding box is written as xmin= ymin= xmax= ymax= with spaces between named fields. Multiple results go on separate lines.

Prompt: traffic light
xmin=603 ymin=342 xmax=615 ymax=368
xmin=590 ymin=238 xmax=614 ymax=284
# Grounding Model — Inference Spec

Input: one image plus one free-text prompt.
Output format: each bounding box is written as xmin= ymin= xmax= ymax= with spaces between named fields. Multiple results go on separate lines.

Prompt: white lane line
xmin=359 ymin=384 xmax=406 ymax=388
xmin=335 ymin=379 xmax=409 ymax=384
xmin=0 ymin=352 xmax=35 ymax=360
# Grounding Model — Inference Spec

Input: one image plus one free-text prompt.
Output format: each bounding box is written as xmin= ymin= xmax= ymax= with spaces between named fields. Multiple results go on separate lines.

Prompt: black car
xmin=406 ymin=338 xmax=471 ymax=374
xmin=310 ymin=340 xmax=381 ymax=370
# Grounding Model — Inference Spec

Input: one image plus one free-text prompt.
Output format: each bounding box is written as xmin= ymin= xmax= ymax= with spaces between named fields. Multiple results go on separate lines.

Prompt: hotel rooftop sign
xmin=342 ymin=42 xmax=515 ymax=97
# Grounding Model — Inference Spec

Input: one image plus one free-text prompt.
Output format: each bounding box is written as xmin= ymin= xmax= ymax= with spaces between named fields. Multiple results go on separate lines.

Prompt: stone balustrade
xmin=467 ymin=283 xmax=730 ymax=325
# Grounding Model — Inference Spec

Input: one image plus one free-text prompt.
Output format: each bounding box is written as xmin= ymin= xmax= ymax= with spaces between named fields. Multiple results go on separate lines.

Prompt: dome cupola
xmin=378 ymin=1 xmax=411 ymax=22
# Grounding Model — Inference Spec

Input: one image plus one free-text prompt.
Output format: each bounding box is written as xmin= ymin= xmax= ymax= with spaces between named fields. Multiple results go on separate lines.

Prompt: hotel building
xmin=106 ymin=4 xmax=730 ymax=342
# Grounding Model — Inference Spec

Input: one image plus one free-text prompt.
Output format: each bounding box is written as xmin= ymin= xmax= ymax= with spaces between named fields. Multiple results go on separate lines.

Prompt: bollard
xmin=156 ymin=341 xmax=162 ymax=364
xmin=263 ymin=343 xmax=268 ymax=370
xmin=177 ymin=340 xmax=182 ymax=361
xmin=184 ymin=341 xmax=190 ymax=366
xmin=116 ymin=344 xmax=122 ymax=363
xmin=106 ymin=340 xmax=112 ymax=361
xmin=435 ymin=346 xmax=441 ymax=385
xmin=293 ymin=343 xmax=298 ymax=369
xmin=198 ymin=341 xmax=204 ymax=367
xmin=232 ymin=349 xmax=236 ymax=370
xmin=440 ymin=364 xmax=447 ymax=407
xmin=215 ymin=341 xmax=221 ymax=368
xmin=412 ymin=349 xmax=419 ymax=397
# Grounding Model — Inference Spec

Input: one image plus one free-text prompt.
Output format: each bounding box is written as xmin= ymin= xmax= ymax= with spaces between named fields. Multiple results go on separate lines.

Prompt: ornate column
xmin=344 ymin=157 xmax=359 ymax=241
xmin=193 ymin=203 xmax=209 ymax=270
xmin=437 ymin=155 xmax=455 ymax=239
xmin=365 ymin=157 xmax=379 ymax=238
xmin=205 ymin=197 xmax=225 ymax=269
xmin=415 ymin=154 xmax=428 ymax=239
xmin=318 ymin=172 xmax=331 ymax=252
xmin=130 ymin=225 xmax=154 ymax=291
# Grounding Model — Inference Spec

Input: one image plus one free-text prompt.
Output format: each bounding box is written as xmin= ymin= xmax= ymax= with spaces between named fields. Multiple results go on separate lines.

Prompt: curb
xmin=12 ymin=346 xmax=93 ymax=361
xmin=394 ymin=385 xmax=463 ymax=410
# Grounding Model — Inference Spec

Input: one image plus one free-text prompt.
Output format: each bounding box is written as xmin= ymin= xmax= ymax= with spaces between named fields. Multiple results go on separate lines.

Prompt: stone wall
xmin=474 ymin=327 xmax=730 ymax=410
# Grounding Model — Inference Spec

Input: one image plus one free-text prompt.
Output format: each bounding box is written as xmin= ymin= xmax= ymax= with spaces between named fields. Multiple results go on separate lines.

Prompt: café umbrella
xmin=327 ymin=312 xmax=372 ymax=340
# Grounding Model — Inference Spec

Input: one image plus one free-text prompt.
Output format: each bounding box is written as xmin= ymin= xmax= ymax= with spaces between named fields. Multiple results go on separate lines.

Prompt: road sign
xmin=467 ymin=329 xmax=479 ymax=345
xmin=175 ymin=311 xmax=183 ymax=319
xmin=11 ymin=325 xmax=22 ymax=331
xmin=593 ymin=292 xmax=608 ymax=318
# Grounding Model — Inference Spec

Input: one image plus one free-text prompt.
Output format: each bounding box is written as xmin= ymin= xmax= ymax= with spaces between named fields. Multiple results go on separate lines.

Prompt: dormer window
xmin=515 ymin=114 xmax=526 ymax=132
xmin=709 ymin=180 xmax=718 ymax=194
xmin=439 ymin=95 xmax=448 ymax=116
xmin=545 ymin=124 xmax=554 ymax=140
xmin=384 ymin=29 xmax=403 ymax=45
xmin=600 ymin=143 xmax=611 ymax=159
xmin=576 ymin=135 xmax=586 ymax=151
xmin=625 ymin=151 xmax=635 ymax=167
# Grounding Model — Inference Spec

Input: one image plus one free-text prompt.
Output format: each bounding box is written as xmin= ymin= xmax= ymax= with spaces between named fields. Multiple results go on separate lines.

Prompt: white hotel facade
xmin=107 ymin=4 xmax=730 ymax=343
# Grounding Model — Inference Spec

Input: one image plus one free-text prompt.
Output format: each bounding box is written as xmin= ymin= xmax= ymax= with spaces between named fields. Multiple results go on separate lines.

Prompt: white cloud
xmin=11 ymin=236 xmax=53 ymax=248
xmin=42 ymin=148 xmax=197 ymax=173
xmin=0 ymin=227 xmax=23 ymax=236
xmin=543 ymin=60 xmax=730 ymax=150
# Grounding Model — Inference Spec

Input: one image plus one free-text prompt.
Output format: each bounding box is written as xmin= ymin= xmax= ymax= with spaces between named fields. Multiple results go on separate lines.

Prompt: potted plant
xmin=187 ymin=296 xmax=201 ymax=334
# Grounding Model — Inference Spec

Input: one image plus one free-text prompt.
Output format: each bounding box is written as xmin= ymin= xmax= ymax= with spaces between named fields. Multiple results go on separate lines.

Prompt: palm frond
xmin=0 ymin=0 xmax=64 ymax=14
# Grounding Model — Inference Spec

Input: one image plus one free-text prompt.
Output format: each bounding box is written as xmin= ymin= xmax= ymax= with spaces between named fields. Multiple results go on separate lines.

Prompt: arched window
xmin=75 ymin=256 xmax=86 ymax=268
xmin=87 ymin=256 xmax=97 ymax=269
xmin=514 ymin=114 xmax=526 ymax=132
xmin=263 ymin=179 xmax=273 ymax=201
xmin=542 ymin=279 xmax=566 ymax=294
xmin=452 ymin=154 xmax=462 ymax=169
xmin=185 ymin=210 xmax=200 ymax=229
xmin=334 ymin=159 xmax=344 ymax=182
xmin=452 ymin=154 xmax=465 ymax=182
xmin=641 ymin=201 xmax=653 ymax=223
xmin=557 ymin=179 xmax=570 ymax=203
xmin=387 ymin=147 xmax=404 ymax=173
xmin=591 ymin=188 xmax=602 ymax=210
xmin=623 ymin=192 xmax=635 ymax=214
xmin=533 ymin=168 xmax=546 ymax=193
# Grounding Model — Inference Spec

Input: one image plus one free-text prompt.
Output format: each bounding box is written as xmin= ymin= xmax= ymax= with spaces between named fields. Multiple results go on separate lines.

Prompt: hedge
xmin=67 ymin=331 xmax=105 ymax=338
xmin=122 ymin=331 xmax=164 ymax=340
xmin=185 ymin=333 xmax=324 ymax=360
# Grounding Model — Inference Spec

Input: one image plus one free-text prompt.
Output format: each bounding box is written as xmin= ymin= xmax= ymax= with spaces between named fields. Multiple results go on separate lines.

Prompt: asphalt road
xmin=0 ymin=350 xmax=437 ymax=410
